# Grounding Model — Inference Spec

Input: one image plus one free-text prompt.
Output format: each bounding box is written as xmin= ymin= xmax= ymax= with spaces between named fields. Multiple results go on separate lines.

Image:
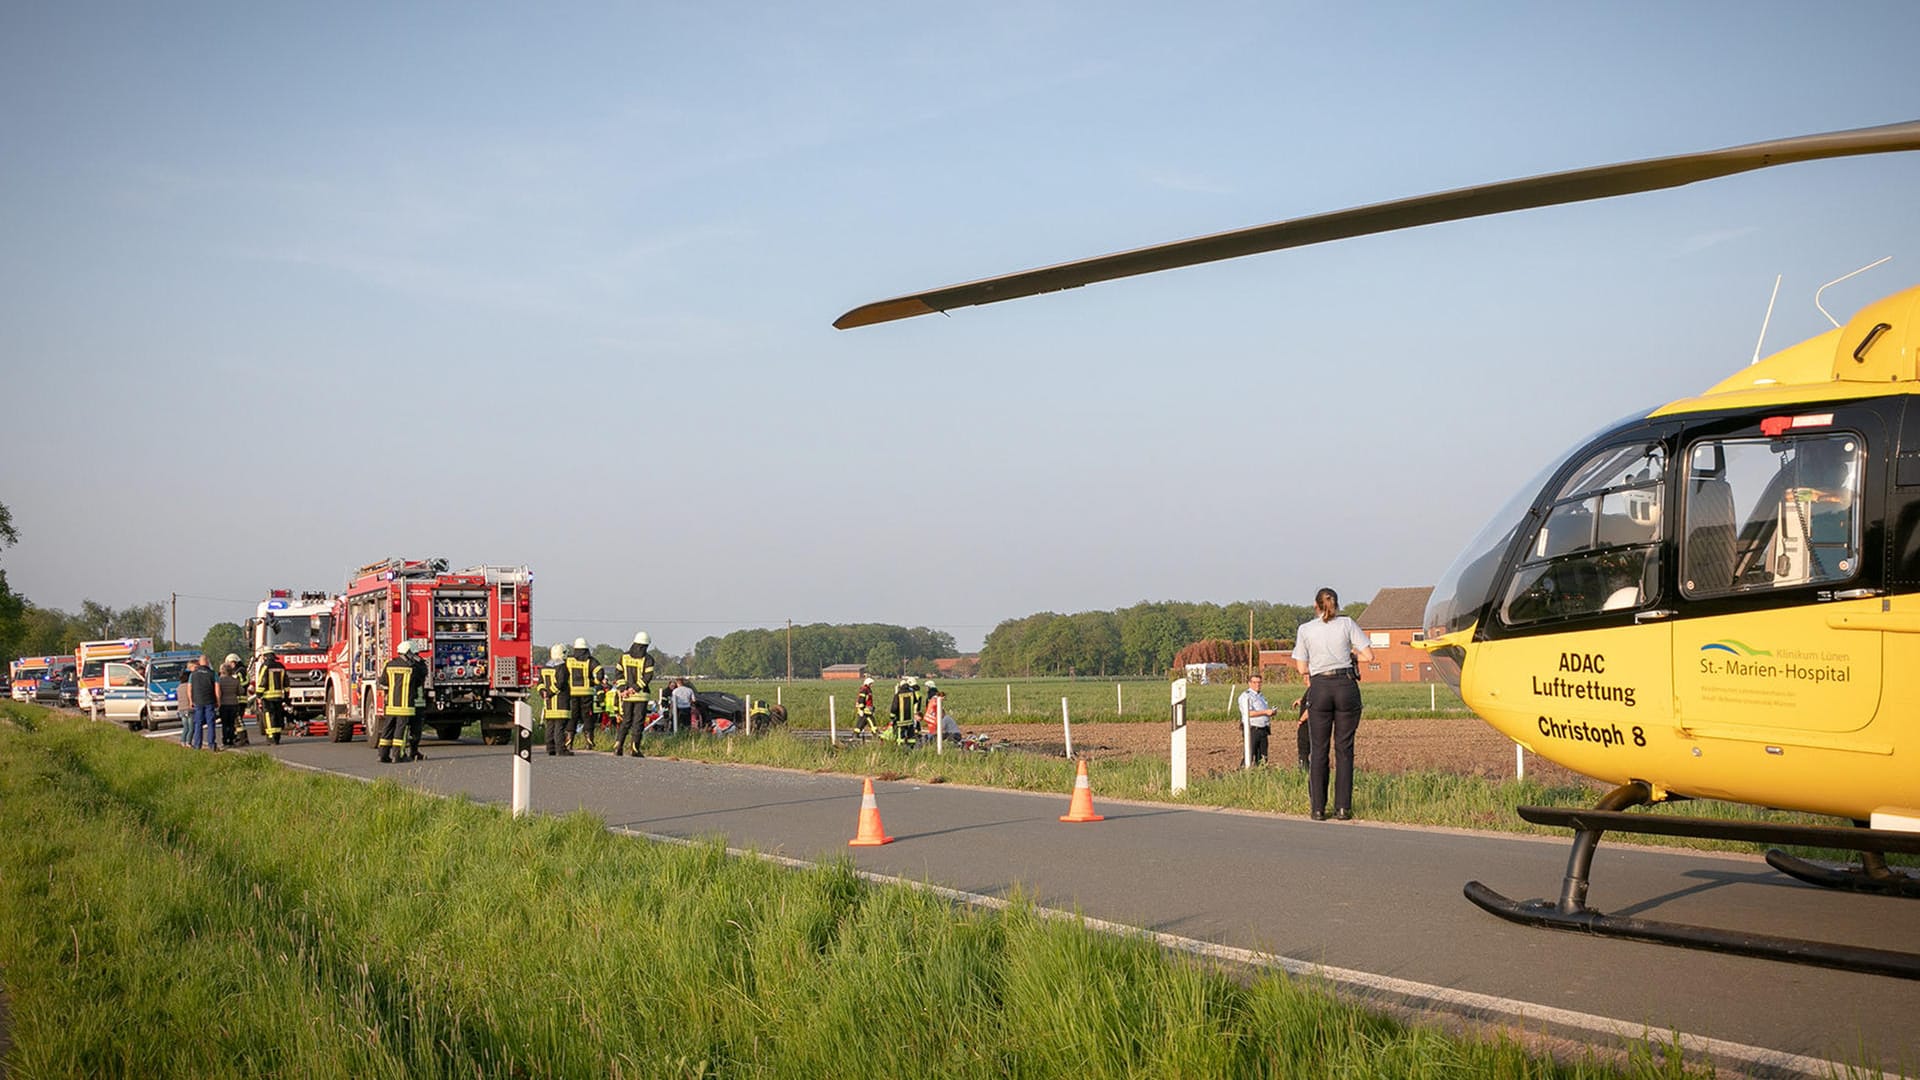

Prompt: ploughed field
xmin=966 ymin=716 xmax=1600 ymax=789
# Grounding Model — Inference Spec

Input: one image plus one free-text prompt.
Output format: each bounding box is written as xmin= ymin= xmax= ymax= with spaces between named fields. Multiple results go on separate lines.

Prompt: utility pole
xmin=171 ymin=592 xmax=178 ymax=649
xmin=785 ymin=619 xmax=793 ymax=681
xmin=1247 ymin=608 xmax=1255 ymax=673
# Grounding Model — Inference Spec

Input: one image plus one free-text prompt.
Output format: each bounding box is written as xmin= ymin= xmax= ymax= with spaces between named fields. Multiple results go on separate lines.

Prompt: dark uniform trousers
xmin=1247 ymin=723 xmax=1270 ymax=766
xmin=615 ymin=697 xmax=648 ymax=754
xmin=1306 ymin=673 xmax=1363 ymax=815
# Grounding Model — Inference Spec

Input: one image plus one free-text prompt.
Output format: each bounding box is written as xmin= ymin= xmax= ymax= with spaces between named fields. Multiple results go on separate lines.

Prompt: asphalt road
xmin=249 ymin=732 xmax=1920 ymax=1077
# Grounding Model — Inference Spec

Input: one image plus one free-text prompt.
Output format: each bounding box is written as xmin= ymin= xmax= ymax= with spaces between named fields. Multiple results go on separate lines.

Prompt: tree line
xmin=977 ymin=599 xmax=1365 ymax=678
xmin=688 ymin=623 xmax=959 ymax=679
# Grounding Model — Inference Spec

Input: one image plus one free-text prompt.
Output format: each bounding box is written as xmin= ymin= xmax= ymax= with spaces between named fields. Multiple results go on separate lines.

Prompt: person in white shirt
xmin=1237 ymin=674 xmax=1277 ymax=766
xmin=1291 ymin=587 xmax=1375 ymax=820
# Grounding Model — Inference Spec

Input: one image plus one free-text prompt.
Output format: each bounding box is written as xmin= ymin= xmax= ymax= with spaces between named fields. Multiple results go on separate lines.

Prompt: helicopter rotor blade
xmin=834 ymin=118 xmax=1920 ymax=330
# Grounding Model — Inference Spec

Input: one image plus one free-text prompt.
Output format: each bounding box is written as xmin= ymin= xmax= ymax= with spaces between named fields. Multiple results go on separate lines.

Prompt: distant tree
xmin=1342 ymin=601 xmax=1368 ymax=620
xmin=864 ymin=641 xmax=901 ymax=677
xmin=0 ymin=501 xmax=21 ymax=661
xmin=200 ymin=622 xmax=247 ymax=665
xmin=591 ymin=643 xmax=622 ymax=673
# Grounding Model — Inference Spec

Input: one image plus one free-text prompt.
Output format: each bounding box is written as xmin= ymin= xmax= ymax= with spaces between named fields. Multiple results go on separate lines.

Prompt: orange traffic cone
xmin=848 ymin=777 xmax=896 ymax=846
xmin=1059 ymin=758 xmax=1105 ymax=822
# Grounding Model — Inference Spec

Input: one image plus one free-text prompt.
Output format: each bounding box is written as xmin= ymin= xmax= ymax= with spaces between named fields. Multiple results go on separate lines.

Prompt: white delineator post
xmin=1061 ymin=697 xmax=1073 ymax=759
xmin=1116 ymin=682 xmax=1123 ymax=716
xmin=1516 ymin=743 xmax=1525 ymax=780
xmin=1006 ymin=684 xmax=1012 ymax=715
xmin=511 ymin=700 xmax=533 ymax=818
xmin=744 ymin=695 xmax=752 ymax=737
xmin=829 ymin=695 xmax=837 ymax=744
xmin=1170 ymin=678 xmax=1188 ymax=794
xmin=1238 ymin=685 xmax=1252 ymax=769
xmin=936 ymin=696 xmax=944 ymax=755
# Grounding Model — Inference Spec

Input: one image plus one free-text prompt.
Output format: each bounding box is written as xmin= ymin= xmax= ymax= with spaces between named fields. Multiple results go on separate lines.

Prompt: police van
xmin=101 ymin=650 xmax=199 ymax=731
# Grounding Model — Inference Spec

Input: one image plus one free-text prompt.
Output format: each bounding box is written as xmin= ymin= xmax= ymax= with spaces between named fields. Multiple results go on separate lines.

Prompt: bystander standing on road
xmin=1237 ymin=673 xmax=1277 ymax=766
xmin=177 ymin=658 xmax=196 ymax=746
xmin=1293 ymin=588 xmax=1374 ymax=820
xmin=188 ymin=655 xmax=219 ymax=751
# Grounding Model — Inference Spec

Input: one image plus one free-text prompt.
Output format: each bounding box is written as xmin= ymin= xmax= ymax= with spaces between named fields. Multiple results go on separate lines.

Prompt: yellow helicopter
xmin=838 ymin=119 xmax=1920 ymax=978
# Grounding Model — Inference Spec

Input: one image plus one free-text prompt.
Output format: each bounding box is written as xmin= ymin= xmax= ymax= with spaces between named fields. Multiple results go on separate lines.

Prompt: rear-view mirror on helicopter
xmin=837 ymin=119 xmax=1920 ymax=977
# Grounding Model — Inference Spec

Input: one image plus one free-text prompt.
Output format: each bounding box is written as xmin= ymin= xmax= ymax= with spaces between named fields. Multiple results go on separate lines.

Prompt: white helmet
xmin=550 ymin=643 xmax=565 ymax=660
xmin=862 ymin=676 xmax=873 ymax=686
xmin=634 ymin=631 xmax=651 ymax=646
xmin=904 ymin=675 xmax=919 ymax=687
xmin=224 ymin=653 xmax=240 ymax=664
xmin=397 ymin=640 xmax=415 ymax=655
xmin=574 ymin=637 xmax=588 ymax=650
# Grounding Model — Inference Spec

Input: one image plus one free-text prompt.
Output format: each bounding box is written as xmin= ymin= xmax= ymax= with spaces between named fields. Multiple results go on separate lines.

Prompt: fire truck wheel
xmin=434 ymin=723 xmax=462 ymax=742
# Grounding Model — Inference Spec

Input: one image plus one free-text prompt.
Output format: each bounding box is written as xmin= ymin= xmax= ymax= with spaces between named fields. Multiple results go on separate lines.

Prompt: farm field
xmin=696 ymin=676 xmax=1470 ymax=725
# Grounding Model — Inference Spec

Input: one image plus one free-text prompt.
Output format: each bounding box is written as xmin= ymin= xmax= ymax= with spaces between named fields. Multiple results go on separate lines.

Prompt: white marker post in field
xmin=1116 ymin=682 xmax=1123 ymax=716
xmin=511 ymin=700 xmax=533 ymax=818
xmin=1170 ymin=678 xmax=1189 ymax=794
xmin=936 ymin=696 xmax=944 ymax=755
xmin=1237 ymin=683 xmax=1252 ymax=770
xmin=1516 ymin=743 xmax=1525 ymax=781
xmin=1006 ymin=684 xmax=1012 ymax=715
xmin=1061 ymin=696 xmax=1073 ymax=759
xmin=829 ymin=695 xmax=837 ymax=744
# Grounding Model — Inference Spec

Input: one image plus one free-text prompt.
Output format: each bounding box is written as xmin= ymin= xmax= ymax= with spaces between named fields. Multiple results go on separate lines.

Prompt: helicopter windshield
xmin=1423 ymin=409 xmax=1660 ymax=688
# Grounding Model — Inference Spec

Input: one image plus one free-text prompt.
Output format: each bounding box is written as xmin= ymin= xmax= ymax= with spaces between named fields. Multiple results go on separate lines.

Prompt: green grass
xmin=0 ymin=703 xmax=1712 ymax=1079
xmin=699 ymin=677 xmax=1470 ymax=725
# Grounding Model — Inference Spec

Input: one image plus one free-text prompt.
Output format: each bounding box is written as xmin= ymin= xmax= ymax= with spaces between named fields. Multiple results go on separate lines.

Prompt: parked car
xmin=35 ymin=675 xmax=77 ymax=707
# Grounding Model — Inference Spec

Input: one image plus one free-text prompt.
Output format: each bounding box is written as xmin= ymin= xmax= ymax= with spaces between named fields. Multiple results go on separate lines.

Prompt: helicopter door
xmin=1672 ymin=427 xmax=1880 ymax=735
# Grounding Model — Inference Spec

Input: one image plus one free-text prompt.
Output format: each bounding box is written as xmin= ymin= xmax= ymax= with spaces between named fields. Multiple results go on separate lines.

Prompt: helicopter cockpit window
xmin=1680 ymin=432 xmax=1860 ymax=597
xmin=1501 ymin=442 xmax=1665 ymax=626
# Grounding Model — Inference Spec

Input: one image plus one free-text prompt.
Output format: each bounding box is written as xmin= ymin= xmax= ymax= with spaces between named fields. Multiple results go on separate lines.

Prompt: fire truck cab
xmin=246 ymin=589 xmax=337 ymax=732
xmin=328 ymin=557 xmax=532 ymax=745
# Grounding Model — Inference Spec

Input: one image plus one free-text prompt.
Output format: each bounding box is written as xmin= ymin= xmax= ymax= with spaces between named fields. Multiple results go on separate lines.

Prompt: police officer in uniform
xmin=614 ymin=631 xmax=656 ymax=757
xmin=257 ymin=650 xmax=289 ymax=745
xmin=378 ymin=640 xmax=429 ymax=763
xmin=540 ymin=643 xmax=572 ymax=756
xmin=564 ymin=637 xmax=601 ymax=752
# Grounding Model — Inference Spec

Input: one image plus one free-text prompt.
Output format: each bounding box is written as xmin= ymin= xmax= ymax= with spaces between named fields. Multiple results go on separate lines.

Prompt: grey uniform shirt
xmin=1292 ymin=616 xmax=1369 ymax=675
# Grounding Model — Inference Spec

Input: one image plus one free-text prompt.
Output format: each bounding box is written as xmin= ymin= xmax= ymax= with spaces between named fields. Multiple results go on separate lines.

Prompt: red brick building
xmin=821 ymin=664 xmax=866 ymax=681
xmin=1355 ymin=586 xmax=1435 ymax=682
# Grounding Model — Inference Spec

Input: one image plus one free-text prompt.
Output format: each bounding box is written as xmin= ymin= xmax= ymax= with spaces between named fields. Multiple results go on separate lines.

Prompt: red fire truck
xmin=246 ymin=588 xmax=337 ymax=734
xmin=325 ymin=557 xmax=533 ymax=745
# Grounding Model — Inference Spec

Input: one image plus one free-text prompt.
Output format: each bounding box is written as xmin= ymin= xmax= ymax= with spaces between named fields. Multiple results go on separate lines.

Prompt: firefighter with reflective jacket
xmin=540 ymin=643 xmax=572 ymax=756
xmin=257 ymin=651 xmax=289 ymax=745
xmin=378 ymin=641 xmax=429 ymax=764
xmin=854 ymin=676 xmax=876 ymax=737
xmin=614 ymin=631 xmax=656 ymax=757
xmin=564 ymin=637 xmax=601 ymax=751
xmin=887 ymin=676 xmax=922 ymax=745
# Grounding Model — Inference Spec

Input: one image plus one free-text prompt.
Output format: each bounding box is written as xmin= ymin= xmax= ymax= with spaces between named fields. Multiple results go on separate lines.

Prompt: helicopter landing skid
xmin=1465 ymin=783 xmax=1920 ymax=979
xmin=1764 ymin=850 xmax=1920 ymax=900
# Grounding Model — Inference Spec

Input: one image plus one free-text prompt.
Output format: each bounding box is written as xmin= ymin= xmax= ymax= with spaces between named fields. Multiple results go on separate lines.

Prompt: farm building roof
xmin=1356 ymin=586 xmax=1433 ymax=631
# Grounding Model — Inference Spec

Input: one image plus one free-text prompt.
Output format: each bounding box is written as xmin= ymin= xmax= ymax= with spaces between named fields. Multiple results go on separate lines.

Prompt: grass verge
xmin=0 ymin=703 xmax=1706 ymax=1079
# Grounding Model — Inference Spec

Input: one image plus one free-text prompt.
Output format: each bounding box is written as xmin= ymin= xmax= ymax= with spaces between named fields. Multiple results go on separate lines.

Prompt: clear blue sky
xmin=5 ymin=2 xmax=1919 ymax=654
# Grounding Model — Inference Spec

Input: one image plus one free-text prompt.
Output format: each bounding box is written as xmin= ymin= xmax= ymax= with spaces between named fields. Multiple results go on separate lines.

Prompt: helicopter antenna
xmin=1813 ymin=256 xmax=1892 ymax=327
xmin=1750 ymin=274 xmax=1781 ymax=365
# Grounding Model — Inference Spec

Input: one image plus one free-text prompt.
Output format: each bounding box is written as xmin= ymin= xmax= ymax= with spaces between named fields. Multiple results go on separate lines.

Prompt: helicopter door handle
xmin=1831 ymin=588 xmax=1884 ymax=600
xmin=1633 ymin=609 xmax=1675 ymax=623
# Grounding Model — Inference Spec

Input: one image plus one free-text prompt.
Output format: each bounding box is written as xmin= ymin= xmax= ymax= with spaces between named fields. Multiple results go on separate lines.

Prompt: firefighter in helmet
xmin=378 ymin=640 xmax=429 ymax=764
xmin=854 ymin=676 xmax=876 ymax=738
xmin=257 ymin=650 xmax=289 ymax=745
xmin=887 ymin=675 xmax=922 ymax=745
xmin=540 ymin=643 xmax=572 ymax=755
xmin=614 ymin=630 xmax=656 ymax=757
xmin=564 ymin=637 xmax=601 ymax=751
